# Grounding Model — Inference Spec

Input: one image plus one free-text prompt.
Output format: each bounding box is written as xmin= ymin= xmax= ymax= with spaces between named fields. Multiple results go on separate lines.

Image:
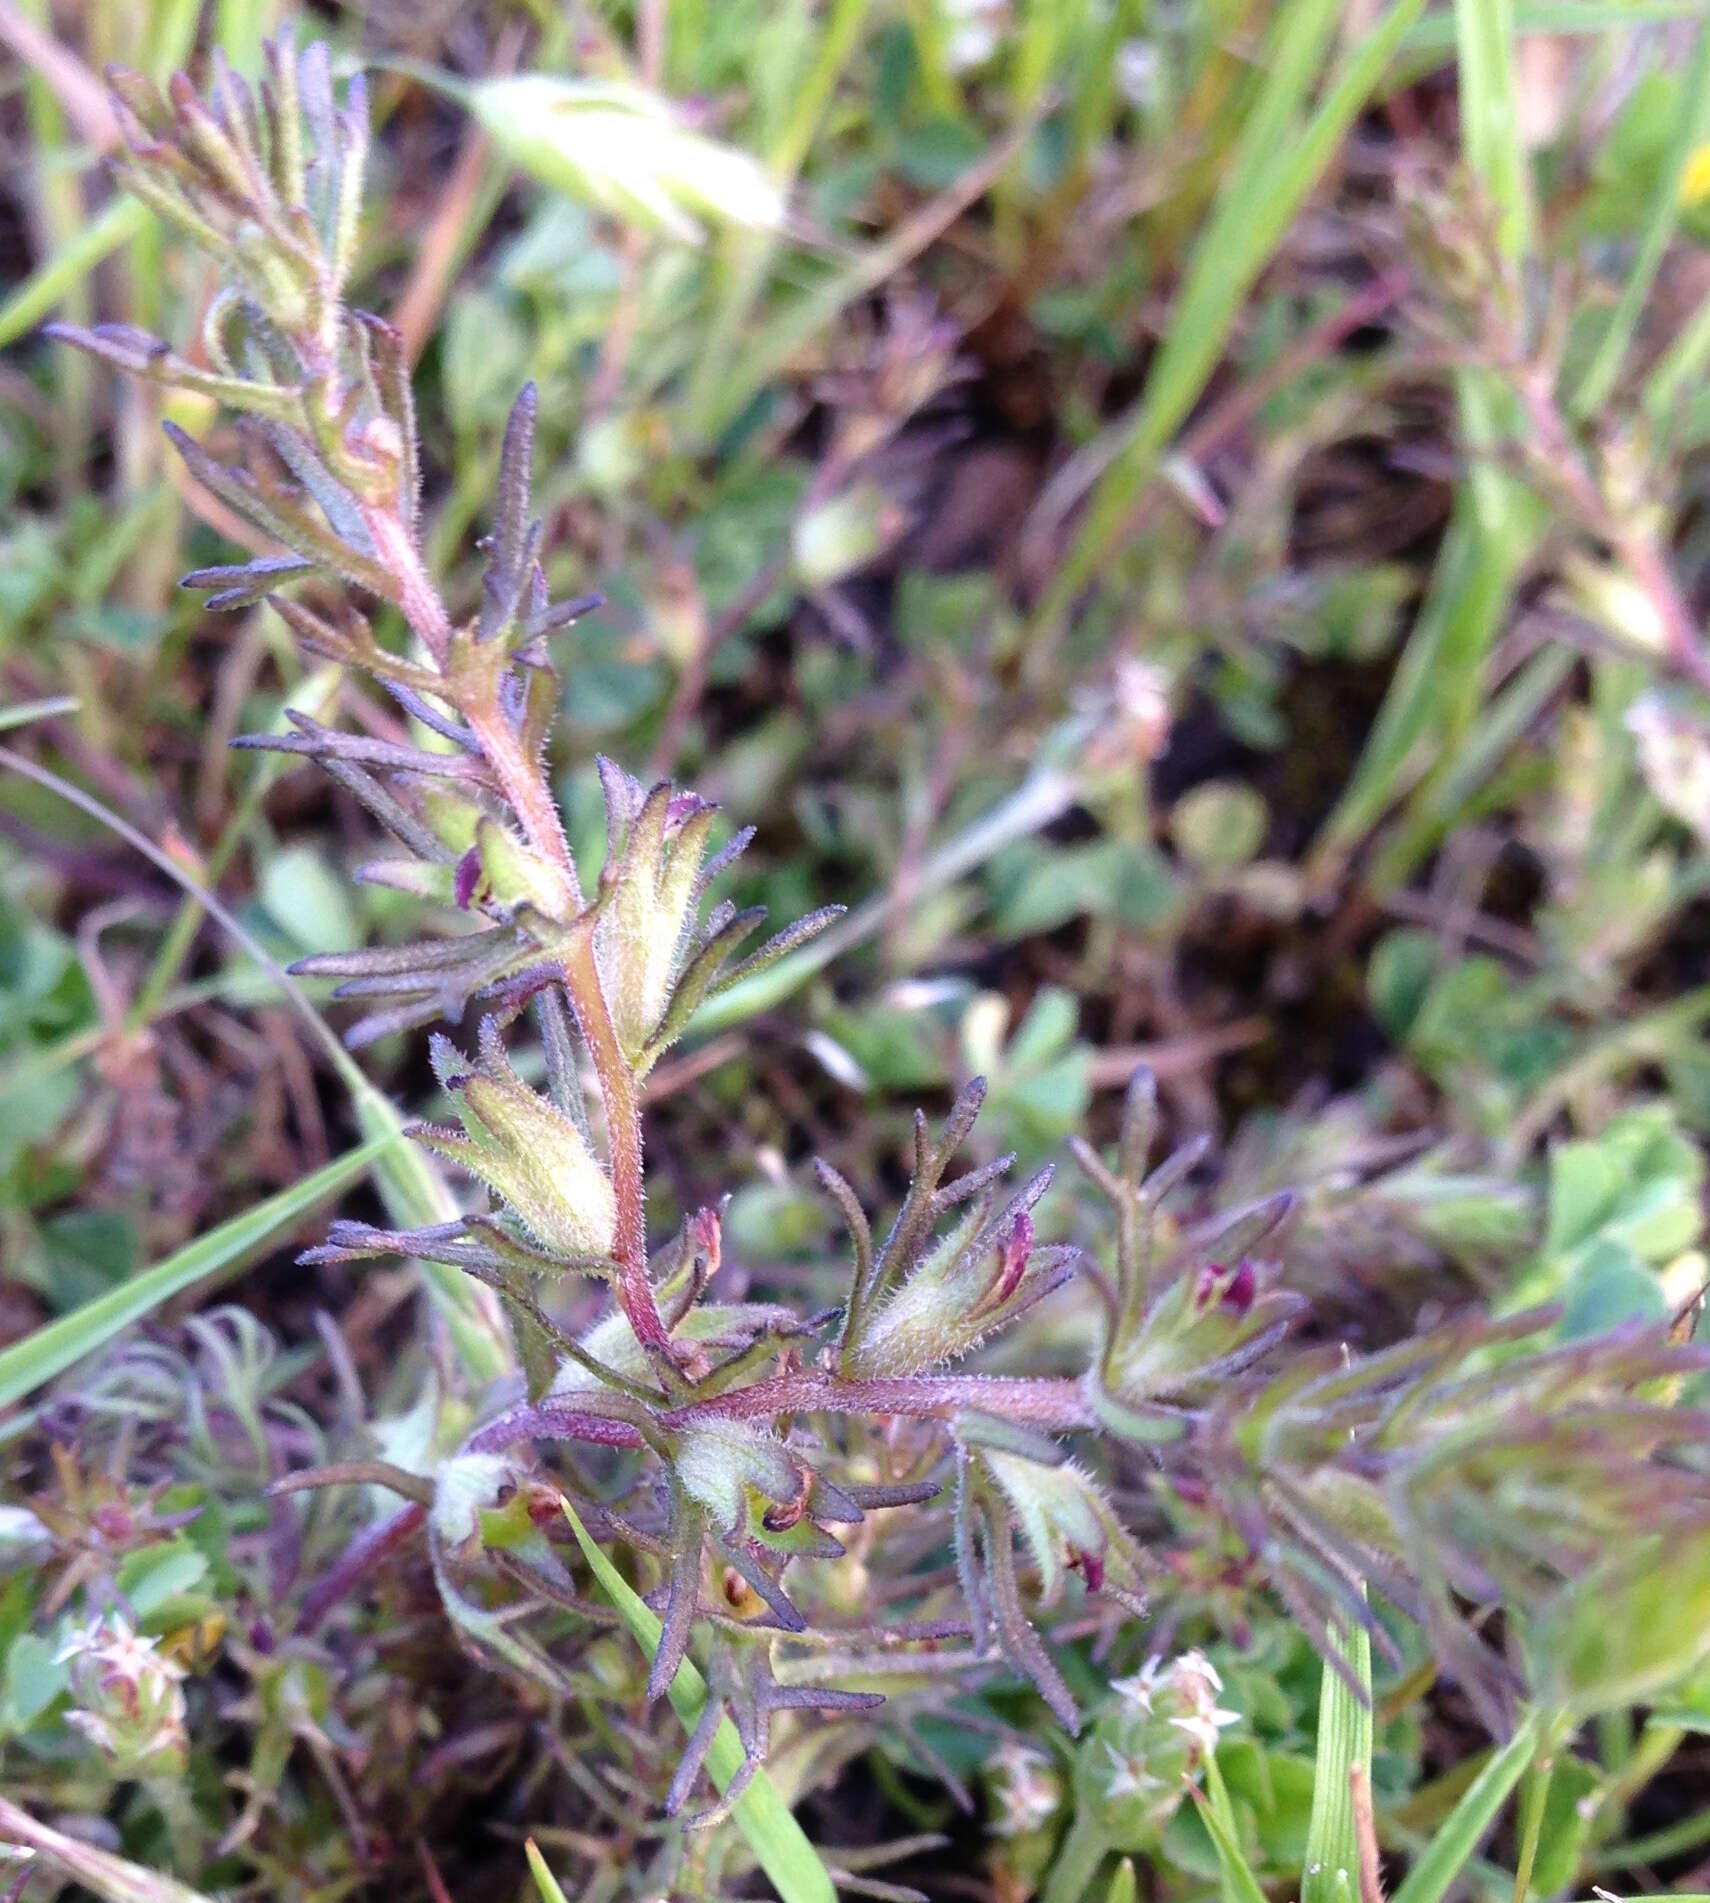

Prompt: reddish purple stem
xmin=469 ymin=1399 xmax=648 ymax=1453
xmin=662 ymin=1373 xmax=1095 ymax=1432
xmin=464 ymin=1374 xmax=1095 ymax=1461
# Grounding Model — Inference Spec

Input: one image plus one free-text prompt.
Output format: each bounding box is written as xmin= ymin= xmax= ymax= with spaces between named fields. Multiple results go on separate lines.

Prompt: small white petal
xmin=1113 ymin=1655 xmax=1165 ymax=1708
xmin=1181 ymin=1650 xmax=1223 ymax=1694
xmin=1170 ymin=1714 xmax=1225 ymax=1755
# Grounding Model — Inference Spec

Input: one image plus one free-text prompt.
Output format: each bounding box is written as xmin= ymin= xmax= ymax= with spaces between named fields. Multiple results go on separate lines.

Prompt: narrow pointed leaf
xmin=0 ymin=1132 xmax=396 ymax=1408
xmin=1389 ymin=1715 xmax=1540 ymax=1903
xmin=561 ymin=1499 xmax=837 ymax=1903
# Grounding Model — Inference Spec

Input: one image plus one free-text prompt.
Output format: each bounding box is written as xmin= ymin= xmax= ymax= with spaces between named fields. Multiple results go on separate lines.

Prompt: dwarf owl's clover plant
xmin=53 ymin=34 xmax=1710 ymax=1830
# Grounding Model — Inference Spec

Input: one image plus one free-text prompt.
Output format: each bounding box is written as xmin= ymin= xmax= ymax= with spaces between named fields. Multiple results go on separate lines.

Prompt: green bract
xmin=421 ymin=1022 xmax=616 ymax=1261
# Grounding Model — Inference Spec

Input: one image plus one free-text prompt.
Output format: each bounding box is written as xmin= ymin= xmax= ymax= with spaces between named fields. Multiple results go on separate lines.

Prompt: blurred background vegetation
xmin=5 ymin=0 xmax=1710 ymax=1897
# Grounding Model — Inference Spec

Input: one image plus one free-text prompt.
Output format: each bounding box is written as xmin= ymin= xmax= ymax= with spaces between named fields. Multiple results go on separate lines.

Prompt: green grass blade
xmin=1369 ymin=641 xmax=1575 ymax=887
xmin=0 ymin=198 xmax=149 ymax=351
xmin=524 ymin=1841 xmax=573 ymax=1903
xmin=766 ymin=0 xmax=872 ymax=180
xmin=1104 ymin=1859 xmax=1139 ymax=1903
xmin=1389 ymin=1714 xmax=1539 ymax=1903
xmin=0 ymin=1131 xmax=397 ymax=1411
xmin=1322 ymin=501 xmax=1538 ymax=872
xmin=1573 ymin=18 xmax=1710 ymax=419
xmin=1032 ymin=0 xmax=1426 ymax=642
xmin=1644 ymin=285 xmax=1710 ymax=439
xmin=349 ymin=1077 xmax=514 ymax=1385
xmin=1302 ymin=1611 xmax=1375 ymax=1903
xmin=1199 ymin=1750 xmax=1270 ymax=1903
xmin=0 ymin=740 xmax=515 ymax=1386
xmin=561 ymin=1499 xmax=837 ymax=1903
xmin=146 ymin=0 xmax=207 ymax=79
xmin=1317 ymin=0 xmax=1541 ymax=866
xmin=681 ymin=0 xmax=872 ymax=435
xmin=1456 ymin=0 xmax=1532 ymax=255
xmin=1403 ymin=0 xmax=1706 ymax=52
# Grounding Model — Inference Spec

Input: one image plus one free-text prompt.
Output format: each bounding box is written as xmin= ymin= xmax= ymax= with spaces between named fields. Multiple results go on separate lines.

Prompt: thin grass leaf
xmin=682 ymin=0 xmax=874 ymax=427
xmin=1402 ymin=0 xmax=1705 ymax=50
xmin=1302 ymin=1604 xmax=1375 ymax=1903
xmin=0 ymin=740 xmax=514 ymax=1385
xmin=1199 ymin=1751 xmax=1270 ymax=1903
xmin=1104 ymin=1861 xmax=1139 ymax=1903
xmin=1031 ymin=0 xmax=1426 ymax=641
xmin=1456 ymin=0 xmax=1533 ymax=256
xmin=524 ymin=1842 xmax=572 ymax=1903
xmin=0 ymin=199 xmax=148 ymax=350
xmin=1388 ymin=1714 xmax=1540 ymax=1903
xmin=1319 ymin=0 xmax=1539 ymax=865
xmin=561 ymin=1498 xmax=837 ymax=1903
xmin=1370 ymin=641 xmax=1576 ymax=887
xmin=1316 ymin=506 xmax=1520 ymax=859
xmin=1572 ymin=18 xmax=1710 ymax=418
xmin=0 ymin=1132 xmax=395 ymax=1409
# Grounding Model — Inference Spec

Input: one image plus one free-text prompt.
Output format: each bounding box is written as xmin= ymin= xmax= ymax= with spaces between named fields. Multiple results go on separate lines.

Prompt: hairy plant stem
xmin=662 ymin=1373 xmax=1097 ymax=1433
xmin=364 ymin=495 xmax=667 ymax=1366
xmin=560 ymin=922 xmax=663 ymax=1353
xmin=466 ymin=701 xmax=582 ymax=906
xmin=365 ymin=506 xmax=451 ymax=662
xmin=468 ymin=695 xmax=662 ymax=1353
xmin=468 ymin=1374 xmax=1099 ymax=1455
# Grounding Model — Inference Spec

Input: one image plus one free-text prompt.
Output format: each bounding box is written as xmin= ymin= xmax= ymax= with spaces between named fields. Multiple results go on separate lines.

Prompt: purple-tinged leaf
xmin=649 ymin=1511 xmax=707 ymax=1704
xmin=524 ymin=591 xmax=604 ymax=641
xmin=707 ymin=904 xmax=846 ymax=995
xmin=381 ymin=680 xmax=477 ymax=749
xmin=182 ymin=553 xmax=314 ymax=608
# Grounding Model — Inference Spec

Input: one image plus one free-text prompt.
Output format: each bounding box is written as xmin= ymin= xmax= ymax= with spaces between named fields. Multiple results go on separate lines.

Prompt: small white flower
xmin=57 ymin=1613 xmax=184 ymax=1682
xmin=57 ymin=1612 xmax=189 ymax=1776
xmin=1169 ymin=1706 xmax=1241 ymax=1758
xmin=1111 ymin=1655 xmax=1165 ymax=1710
xmin=1172 ymin=1648 xmax=1223 ymax=1698
xmin=1102 ymin=1741 xmax=1164 ymax=1802
xmin=990 ymin=1739 xmax=1059 ymax=1836
xmin=55 ymin=1618 xmax=106 ymax=1665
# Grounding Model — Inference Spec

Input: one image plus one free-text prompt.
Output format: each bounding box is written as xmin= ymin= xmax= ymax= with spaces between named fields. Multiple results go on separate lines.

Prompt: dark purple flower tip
xmin=1194 ymin=1258 xmax=1257 ymax=1316
xmin=1069 ymin=1546 xmax=1105 ymax=1593
xmin=992 ymin=1211 xmax=1035 ymax=1306
xmin=1221 ymin=1259 xmax=1257 ymax=1315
